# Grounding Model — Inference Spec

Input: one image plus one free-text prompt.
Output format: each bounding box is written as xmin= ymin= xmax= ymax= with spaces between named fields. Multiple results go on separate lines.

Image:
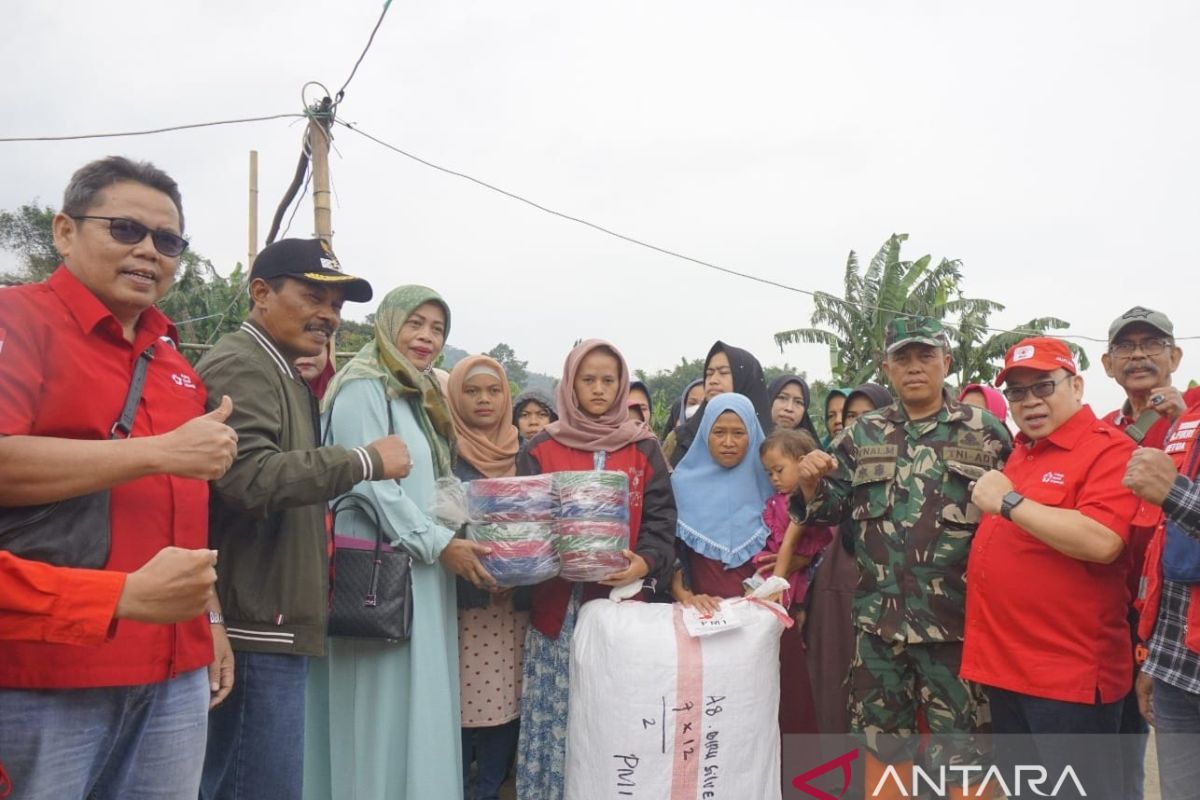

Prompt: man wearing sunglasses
xmin=0 ymin=156 xmax=239 ymax=799
xmin=1098 ymin=306 xmax=1200 ymax=800
xmin=962 ymin=337 xmax=1141 ymax=798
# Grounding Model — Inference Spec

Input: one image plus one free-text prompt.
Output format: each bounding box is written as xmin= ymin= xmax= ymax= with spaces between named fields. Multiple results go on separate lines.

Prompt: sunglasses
xmin=1001 ymin=374 xmax=1071 ymax=403
xmin=72 ymin=215 xmax=189 ymax=258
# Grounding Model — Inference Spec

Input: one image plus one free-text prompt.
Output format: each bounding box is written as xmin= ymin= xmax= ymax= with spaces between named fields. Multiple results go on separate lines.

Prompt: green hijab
xmin=323 ymin=285 xmax=456 ymax=477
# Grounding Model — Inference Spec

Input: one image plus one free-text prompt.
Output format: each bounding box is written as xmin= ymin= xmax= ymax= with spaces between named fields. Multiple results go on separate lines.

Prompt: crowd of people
xmin=2 ymin=155 xmax=1200 ymax=800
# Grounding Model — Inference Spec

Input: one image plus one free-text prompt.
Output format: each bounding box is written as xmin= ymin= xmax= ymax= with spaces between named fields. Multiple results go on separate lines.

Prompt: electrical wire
xmin=1 ymin=102 xmax=1193 ymax=346
xmin=333 ymin=1 xmax=394 ymax=109
xmin=171 ymin=312 xmax=227 ymax=326
xmin=0 ymin=113 xmax=307 ymax=143
xmin=336 ymin=120 xmax=1196 ymax=346
xmin=280 ymin=167 xmax=313 ymax=240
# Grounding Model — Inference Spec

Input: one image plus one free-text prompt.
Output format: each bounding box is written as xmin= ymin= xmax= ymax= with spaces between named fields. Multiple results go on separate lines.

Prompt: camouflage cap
xmin=1108 ymin=306 xmax=1174 ymax=344
xmin=884 ymin=317 xmax=950 ymax=355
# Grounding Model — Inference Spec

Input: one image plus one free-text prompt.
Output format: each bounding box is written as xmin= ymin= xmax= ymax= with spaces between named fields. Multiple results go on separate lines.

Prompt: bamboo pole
xmin=309 ymin=112 xmax=333 ymax=247
xmin=248 ymin=150 xmax=258 ymax=267
xmin=308 ymin=100 xmax=335 ymax=366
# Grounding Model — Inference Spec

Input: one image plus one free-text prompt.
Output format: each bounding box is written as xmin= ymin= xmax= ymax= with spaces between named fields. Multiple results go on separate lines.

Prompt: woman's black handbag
xmin=0 ymin=345 xmax=156 ymax=568
xmin=328 ymin=493 xmax=414 ymax=642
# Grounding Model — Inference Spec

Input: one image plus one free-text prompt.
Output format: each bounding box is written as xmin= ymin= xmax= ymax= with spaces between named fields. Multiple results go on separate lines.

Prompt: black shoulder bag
xmin=0 ymin=344 xmax=156 ymax=568
xmin=325 ymin=379 xmax=414 ymax=642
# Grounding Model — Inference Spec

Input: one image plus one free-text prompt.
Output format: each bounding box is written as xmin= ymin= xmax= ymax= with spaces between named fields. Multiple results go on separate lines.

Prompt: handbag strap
xmin=383 ymin=378 xmax=397 ymax=436
xmin=109 ymin=344 xmax=157 ymax=440
xmin=322 ymin=377 xmax=397 ymax=439
xmin=330 ymin=493 xmax=388 ymax=560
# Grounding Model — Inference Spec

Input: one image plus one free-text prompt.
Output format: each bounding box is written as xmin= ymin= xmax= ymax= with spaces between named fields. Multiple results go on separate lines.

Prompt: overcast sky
xmin=3 ymin=1 xmax=1198 ymax=414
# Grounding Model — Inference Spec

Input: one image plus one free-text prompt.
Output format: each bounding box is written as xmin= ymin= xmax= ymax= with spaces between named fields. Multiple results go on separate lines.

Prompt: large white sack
xmin=565 ymin=598 xmax=785 ymax=800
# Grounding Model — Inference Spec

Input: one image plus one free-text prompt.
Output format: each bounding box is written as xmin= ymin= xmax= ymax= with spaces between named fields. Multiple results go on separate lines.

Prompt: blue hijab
xmin=671 ymin=393 xmax=774 ymax=568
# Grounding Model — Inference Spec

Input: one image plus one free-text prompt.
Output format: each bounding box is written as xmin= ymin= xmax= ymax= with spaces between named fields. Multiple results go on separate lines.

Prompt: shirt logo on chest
xmin=171 ymin=373 xmax=198 ymax=390
xmin=1041 ymin=471 xmax=1065 ymax=485
xmin=1167 ymin=419 xmax=1200 ymax=454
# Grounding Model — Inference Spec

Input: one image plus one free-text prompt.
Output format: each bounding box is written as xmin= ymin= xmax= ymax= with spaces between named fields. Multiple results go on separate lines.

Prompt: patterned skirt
xmin=515 ymin=587 xmax=581 ymax=800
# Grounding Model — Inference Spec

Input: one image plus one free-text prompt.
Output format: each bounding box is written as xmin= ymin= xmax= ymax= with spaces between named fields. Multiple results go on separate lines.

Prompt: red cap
xmin=994 ymin=337 xmax=1078 ymax=386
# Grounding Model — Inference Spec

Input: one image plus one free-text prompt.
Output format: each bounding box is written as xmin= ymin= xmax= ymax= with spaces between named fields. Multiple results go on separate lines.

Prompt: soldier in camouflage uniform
xmin=793 ymin=318 xmax=1012 ymax=783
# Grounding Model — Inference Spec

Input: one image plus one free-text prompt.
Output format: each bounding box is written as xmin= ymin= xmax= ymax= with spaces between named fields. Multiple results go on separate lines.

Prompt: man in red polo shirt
xmin=1099 ymin=306 xmax=1200 ymax=800
xmin=0 ymin=156 xmax=238 ymax=799
xmin=962 ymin=336 xmax=1140 ymax=800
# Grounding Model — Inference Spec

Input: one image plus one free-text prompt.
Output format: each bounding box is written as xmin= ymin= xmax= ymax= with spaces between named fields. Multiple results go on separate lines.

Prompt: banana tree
xmin=774 ymin=233 xmax=1086 ymax=390
xmin=775 ymin=234 xmax=965 ymax=386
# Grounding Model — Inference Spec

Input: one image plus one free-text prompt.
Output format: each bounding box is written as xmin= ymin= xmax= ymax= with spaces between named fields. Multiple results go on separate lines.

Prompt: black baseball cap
xmin=250 ymin=238 xmax=372 ymax=303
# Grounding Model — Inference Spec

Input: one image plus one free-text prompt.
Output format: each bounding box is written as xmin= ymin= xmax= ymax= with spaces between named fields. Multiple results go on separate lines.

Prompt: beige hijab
xmin=447 ymin=356 xmax=519 ymax=478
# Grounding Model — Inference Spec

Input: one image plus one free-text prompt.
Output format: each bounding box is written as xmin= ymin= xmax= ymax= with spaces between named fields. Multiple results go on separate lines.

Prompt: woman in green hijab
xmin=304 ymin=286 xmax=493 ymax=800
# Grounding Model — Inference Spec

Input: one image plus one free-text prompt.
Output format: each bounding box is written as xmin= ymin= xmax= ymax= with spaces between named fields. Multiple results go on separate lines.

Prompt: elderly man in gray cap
xmin=1102 ymin=307 xmax=1196 ymax=445
xmin=1100 ymin=305 xmax=1200 ymax=800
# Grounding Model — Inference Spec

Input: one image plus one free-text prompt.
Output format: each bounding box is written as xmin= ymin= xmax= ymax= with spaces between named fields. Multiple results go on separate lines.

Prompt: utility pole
xmin=308 ymin=97 xmax=334 ymax=247
xmin=308 ymin=97 xmax=336 ymax=367
xmin=248 ymin=150 xmax=258 ymax=267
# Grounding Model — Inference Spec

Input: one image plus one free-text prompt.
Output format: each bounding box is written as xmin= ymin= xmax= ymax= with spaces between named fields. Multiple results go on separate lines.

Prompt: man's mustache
xmin=1123 ymin=362 xmax=1160 ymax=376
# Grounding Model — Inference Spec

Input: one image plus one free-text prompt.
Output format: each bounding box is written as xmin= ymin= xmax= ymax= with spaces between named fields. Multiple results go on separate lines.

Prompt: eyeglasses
xmin=1001 ymin=374 xmax=1071 ymax=403
xmin=72 ymin=216 xmax=189 ymax=258
xmin=1109 ymin=338 xmax=1171 ymax=358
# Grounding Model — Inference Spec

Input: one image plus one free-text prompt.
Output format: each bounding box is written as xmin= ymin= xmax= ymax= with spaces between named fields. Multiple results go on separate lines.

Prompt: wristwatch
xmin=207 ymin=610 xmax=225 ymax=626
xmin=1000 ymin=491 xmax=1026 ymax=521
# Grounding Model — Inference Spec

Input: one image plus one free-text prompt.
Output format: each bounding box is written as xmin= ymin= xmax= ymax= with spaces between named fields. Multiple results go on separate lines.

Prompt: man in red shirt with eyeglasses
xmin=962 ymin=337 xmax=1141 ymax=800
xmin=0 ymin=156 xmax=238 ymax=799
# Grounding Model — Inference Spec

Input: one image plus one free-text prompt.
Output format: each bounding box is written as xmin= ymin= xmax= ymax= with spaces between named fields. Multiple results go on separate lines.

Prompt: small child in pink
xmin=752 ymin=428 xmax=834 ymax=616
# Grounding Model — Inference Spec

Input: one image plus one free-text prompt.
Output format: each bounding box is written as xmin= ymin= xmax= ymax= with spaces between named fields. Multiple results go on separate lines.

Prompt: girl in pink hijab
xmin=514 ymin=339 xmax=678 ymax=799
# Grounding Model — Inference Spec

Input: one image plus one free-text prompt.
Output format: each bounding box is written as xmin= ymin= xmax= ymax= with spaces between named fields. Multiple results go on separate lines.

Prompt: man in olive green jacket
xmin=198 ymin=239 xmax=411 ymax=800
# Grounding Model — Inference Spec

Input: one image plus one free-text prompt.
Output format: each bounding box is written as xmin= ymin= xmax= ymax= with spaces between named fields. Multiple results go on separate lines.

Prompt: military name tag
xmin=853 ymin=460 xmax=896 ymax=484
xmin=857 ymin=445 xmax=898 ymax=461
xmin=943 ymin=446 xmax=992 ymax=468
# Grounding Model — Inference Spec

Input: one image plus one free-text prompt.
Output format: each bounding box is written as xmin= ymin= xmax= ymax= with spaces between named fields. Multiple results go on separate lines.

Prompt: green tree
xmin=774 ymin=233 xmax=1088 ymax=390
xmin=762 ymin=363 xmax=805 ymax=386
xmin=156 ymin=254 xmax=249 ymax=350
xmin=635 ymin=357 xmax=705 ymax=435
xmin=336 ymin=316 xmax=375 ymax=357
xmin=807 ymin=380 xmax=834 ymax=440
xmin=948 ymin=302 xmax=1089 ymax=386
xmin=0 ymin=199 xmax=254 ymax=364
xmin=0 ymin=203 xmax=59 ymax=283
xmin=485 ymin=342 xmax=529 ymax=390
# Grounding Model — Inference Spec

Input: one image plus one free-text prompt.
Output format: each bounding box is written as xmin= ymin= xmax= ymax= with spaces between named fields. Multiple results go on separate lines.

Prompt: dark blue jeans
xmin=1118 ymin=683 xmax=1149 ymax=800
xmin=0 ymin=668 xmax=208 ymax=800
xmin=986 ymin=685 xmax=1124 ymax=800
xmin=201 ymin=652 xmax=309 ymax=800
xmin=462 ymin=719 xmax=519 ymax=800
xmin=1152 ymin=677 xmax=1200 ymax=800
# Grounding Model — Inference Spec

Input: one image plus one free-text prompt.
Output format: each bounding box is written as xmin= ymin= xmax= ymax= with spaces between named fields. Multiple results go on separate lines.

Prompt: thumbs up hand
xmin=159 ymin=395 xmax=239 ymax=480
xmin=207 ymin=394 xmax=234 ymax=424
